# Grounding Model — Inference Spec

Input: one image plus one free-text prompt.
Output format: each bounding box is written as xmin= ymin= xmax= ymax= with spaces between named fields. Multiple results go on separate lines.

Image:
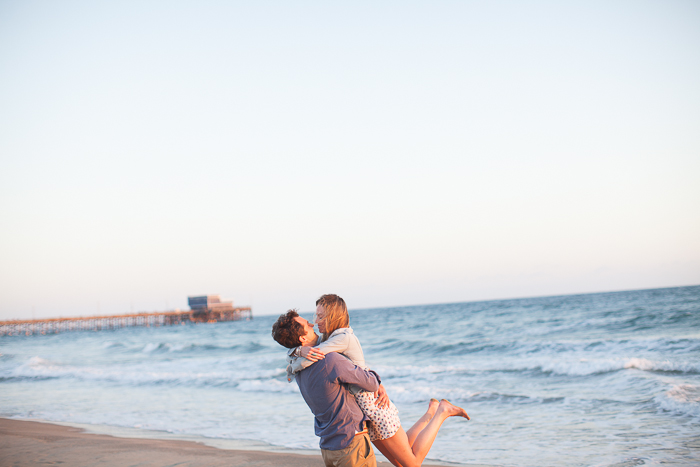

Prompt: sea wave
xmin=138 ymin=341 xmax=256 ymax=354
xmin=527 ymin=357 xmax=700 ymax=376
xmin=101 ymin=341 xmax=125 ymax=349
xmin=655 ymin=383 xmax=700 ymax=419
xmin=237 ymin=378 xmax=299 ymax=394
xmin=372 ymin=356 xmax=700 ymax=379
xmin=385 ymin=385 xmax=568 ymax=405
xmin=4 ymin=356 xmax=287 ymax=387
xmin=19 ymin=353 xmax=692 ymax=393
xmin=94 ymin=340 xmax=266 ymax=355
xmin=385 ymin=383 xmax=480 ymax=404
xmin=365 ymin=336 xmax=700 ymax=360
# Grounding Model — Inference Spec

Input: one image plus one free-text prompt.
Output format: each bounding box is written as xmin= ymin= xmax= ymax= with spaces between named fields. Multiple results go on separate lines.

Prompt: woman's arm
xmin=312 ymin=331 xmax=352 ymax=355
xmin=287 ymin=348 xmax=315 ymax=375
xmin=287 ymin=331 xmax=353 ymax=375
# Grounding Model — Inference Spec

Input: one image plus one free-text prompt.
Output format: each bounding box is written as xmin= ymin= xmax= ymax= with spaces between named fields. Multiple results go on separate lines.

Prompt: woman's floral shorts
xmin=355 ymin=390 xmax=401 ymax=441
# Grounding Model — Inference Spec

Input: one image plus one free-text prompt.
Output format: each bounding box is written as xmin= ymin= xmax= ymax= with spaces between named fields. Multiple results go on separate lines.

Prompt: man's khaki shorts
xmin=321 ymin=432 xmax=376 ymax=467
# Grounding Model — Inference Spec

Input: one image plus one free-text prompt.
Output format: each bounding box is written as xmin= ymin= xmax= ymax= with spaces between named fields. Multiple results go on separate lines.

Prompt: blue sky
xmin=1 ymin=1 xmax=699 ymax=319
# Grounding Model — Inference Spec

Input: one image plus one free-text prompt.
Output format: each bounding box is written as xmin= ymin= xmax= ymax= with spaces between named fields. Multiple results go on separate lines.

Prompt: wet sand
xmin=0 ymin=418 xmax=451 ymax=467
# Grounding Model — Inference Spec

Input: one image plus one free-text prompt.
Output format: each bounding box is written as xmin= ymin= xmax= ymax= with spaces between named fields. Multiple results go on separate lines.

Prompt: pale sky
xmin=1 ymin=1 xmax=699 ymax=320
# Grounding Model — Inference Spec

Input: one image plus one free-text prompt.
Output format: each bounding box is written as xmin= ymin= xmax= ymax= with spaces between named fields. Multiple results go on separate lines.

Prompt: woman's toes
xmin=439 ymin=399 xmax=470 ymax=420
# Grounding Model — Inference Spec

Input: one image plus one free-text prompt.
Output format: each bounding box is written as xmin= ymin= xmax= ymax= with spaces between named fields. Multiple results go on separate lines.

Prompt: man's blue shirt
xmin=295 ymin=352 xmax=381 ymax=450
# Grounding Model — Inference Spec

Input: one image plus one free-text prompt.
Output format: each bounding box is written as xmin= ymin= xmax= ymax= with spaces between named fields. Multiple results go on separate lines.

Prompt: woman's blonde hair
xmin=316 ymin=294 xmax=349 ymax=341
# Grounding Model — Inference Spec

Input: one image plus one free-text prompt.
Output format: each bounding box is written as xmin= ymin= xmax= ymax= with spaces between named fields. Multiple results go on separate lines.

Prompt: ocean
xmin=1 ymin=286 xmax=699 ymax=466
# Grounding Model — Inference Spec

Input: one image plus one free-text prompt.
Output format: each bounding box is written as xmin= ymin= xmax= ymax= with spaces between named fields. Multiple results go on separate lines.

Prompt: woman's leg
xmin=372 ymin=439 xmax=402 ymax=467
xmin=405 ymin=398 xmax=439 ymax=447
xmin=375 ymin=400 xmax=469 ymax=467
xmin=372 ymin=399 xmax=439 ymax=467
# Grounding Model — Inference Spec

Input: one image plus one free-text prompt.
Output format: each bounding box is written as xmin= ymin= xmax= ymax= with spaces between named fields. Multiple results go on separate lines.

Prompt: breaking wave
xmin=2 ymin=356 xmax=287 ymax=388
xmin=655 ymin=384 xmax=700 ymax=419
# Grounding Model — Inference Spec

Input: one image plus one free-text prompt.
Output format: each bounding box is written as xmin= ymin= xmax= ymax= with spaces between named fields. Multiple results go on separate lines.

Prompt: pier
xmin=0 ymin=295 xmax=252 ymax=337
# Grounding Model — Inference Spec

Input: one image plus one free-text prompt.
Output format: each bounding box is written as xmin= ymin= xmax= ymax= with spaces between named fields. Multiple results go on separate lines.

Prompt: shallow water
xmin=1 ymin=286 xmax=699 ymax=466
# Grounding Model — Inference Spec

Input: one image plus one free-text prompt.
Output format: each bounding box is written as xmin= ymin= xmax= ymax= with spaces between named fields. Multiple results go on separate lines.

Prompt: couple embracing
xmin=272 ymin=294 xmax=469 ymax=467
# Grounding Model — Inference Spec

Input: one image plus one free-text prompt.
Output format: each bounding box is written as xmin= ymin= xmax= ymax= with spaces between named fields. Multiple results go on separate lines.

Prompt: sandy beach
xmin=0 ymin=418 xmax=453 ymax=467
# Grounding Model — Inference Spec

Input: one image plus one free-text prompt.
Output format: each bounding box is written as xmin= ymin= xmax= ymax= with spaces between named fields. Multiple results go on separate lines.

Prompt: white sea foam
xmin=371 ymin=364 xmax=461 ymax=378
xmin=386 ymin=384 xmax=480 ymax=404
xmin=533 ymin=357 xmax=640 ymax=376
xmin=140 ymin=342 xmax=203 ymax=353
xmin=27 ymin=356 xmax=52 ymax=367
xmin=373 ymin=356 xmax=700 ymax=380
xmin=165 ymin=343 xmax=193 ymax=352
xmin=101 ymin=341 xmax=124 ymax=349
xmin=534 ymin=356 xmax=700 ymax=376
xmin=655 ymin=384 xmax=700 ymax=418
xmin=237 ymin=378 xmax=298 ymax=394
xmin=142 ymin=342 xmax=162 ymax=353
xmin=9 ymin=355 xmax=285 ymax=387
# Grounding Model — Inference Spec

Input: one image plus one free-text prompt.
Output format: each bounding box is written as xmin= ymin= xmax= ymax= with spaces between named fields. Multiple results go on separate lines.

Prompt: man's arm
xmin=326 ymin=353 xmax=380 ymax=393
xmin=285 ymin=335 xmax=321 ymax=381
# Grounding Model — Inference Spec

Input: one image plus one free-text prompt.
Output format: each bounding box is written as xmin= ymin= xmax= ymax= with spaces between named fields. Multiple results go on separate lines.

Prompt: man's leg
xmin=321 ymin=433 xmax=377 ymax=467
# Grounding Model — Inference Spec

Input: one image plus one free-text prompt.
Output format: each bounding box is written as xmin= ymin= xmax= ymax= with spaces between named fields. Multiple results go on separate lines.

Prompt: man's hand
xmin=299 ymin=346 xmax=325 ymax=362
xmin=374 ymin=384 xmax=390 ymax=409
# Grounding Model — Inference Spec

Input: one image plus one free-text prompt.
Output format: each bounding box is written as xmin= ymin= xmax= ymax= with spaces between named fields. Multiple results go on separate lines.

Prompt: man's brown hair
xmin=316 ymin=294 xmax=349 ymax=341
xmin=271 ymin=309 xmax=304 ymax=349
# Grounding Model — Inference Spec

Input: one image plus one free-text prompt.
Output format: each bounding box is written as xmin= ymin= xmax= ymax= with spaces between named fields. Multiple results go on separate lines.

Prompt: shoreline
xmin=1 ymin=418 xmax=471 ymax=467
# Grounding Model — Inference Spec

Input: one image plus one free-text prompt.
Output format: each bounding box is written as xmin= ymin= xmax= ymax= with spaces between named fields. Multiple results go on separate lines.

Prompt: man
xmin=272 ymin=309 xmax=379 ymax=467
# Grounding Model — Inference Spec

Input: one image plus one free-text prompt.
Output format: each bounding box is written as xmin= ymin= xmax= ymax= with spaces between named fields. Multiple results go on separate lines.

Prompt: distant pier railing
xmin=0 ymin=307 xmax=252 ymax=337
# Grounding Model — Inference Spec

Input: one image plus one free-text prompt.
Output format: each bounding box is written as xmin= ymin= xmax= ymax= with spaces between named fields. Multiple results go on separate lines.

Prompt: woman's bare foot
xmin=427 ymin=398 xmax=439 ymax=417
xmin=438 ymin=399 xmax=470 ymax=420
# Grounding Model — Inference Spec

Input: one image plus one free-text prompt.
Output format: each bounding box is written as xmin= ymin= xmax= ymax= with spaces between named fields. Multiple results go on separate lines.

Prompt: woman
xmin=287 ymin=294 xmax=470 ymax=467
